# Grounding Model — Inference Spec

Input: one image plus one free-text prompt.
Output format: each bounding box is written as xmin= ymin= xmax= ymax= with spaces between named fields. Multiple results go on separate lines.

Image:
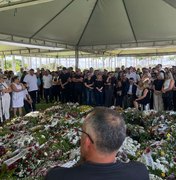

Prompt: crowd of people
xmin=0 ymin=63 xmax=176 ymax=122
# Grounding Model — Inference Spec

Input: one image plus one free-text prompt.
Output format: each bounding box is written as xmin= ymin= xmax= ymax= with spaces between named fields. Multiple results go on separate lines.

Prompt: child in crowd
xmin=22 ymin=82 xmax=33 ymax=113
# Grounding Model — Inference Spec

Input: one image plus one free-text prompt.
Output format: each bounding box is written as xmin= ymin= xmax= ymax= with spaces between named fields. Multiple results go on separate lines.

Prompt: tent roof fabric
xmin=0 ymin=0 xmax=176 ymax=54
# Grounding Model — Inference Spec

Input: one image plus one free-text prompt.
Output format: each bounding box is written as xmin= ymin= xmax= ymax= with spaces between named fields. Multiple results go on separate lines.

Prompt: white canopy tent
xmin=1 ymin=0 xmax=176 ymax=67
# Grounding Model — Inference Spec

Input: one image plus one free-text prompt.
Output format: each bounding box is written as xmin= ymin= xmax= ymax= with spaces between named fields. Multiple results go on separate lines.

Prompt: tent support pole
xmin=12 ymin=55 xmax=16 ymax=73
xmin=1 ymin=56 xmax=4 ymax=71
xmin=29 ymin=56 xmax=32 ymax=69
xmin=75 ymin=47 xmax=79 ymax=70
xmin=22 ymin=56 xmax=25 ymax=68
xmin=40 ymin=57 xmax=42 ymax=68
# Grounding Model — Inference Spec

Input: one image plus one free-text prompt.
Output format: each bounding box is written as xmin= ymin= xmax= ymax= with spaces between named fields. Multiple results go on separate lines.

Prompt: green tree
xmin=4 ymin=59 xmax=26 ymax=72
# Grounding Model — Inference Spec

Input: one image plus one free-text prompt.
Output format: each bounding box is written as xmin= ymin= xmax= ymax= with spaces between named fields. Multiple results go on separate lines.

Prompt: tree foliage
xmin=4 ymin=59 xmax=27 ymax=72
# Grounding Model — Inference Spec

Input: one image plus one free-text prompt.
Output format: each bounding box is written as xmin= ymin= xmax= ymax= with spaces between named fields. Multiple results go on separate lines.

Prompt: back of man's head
xmin=85 ymin=107 xmax=126 ymax=154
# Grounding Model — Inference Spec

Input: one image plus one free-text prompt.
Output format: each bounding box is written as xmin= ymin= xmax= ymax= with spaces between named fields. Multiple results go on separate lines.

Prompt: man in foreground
xmin=45 ymin=108 xmax=149 ymax=180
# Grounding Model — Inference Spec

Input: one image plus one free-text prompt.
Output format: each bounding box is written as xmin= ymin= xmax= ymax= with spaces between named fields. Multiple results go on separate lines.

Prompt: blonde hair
xmin=142 ymin=80 xmax=149 ymax=89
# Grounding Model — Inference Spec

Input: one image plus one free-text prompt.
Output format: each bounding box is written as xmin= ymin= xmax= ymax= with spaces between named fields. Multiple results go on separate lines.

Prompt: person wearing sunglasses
xmin=46 ymin=108 xmax=149 ymax=180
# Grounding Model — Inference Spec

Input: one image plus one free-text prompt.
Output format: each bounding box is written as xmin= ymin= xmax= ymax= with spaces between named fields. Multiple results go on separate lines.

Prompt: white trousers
xmin=0 ymin=93 xmax=11 ymax=121
xmin=153 ymin=93 xmax=163 ymax=111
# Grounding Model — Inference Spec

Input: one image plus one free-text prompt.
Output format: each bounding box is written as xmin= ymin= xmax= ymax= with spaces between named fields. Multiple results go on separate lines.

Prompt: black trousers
xmin=115 ymin=95 xmax=123 ymax=107
xmin=24 ymin=100 xmax=32 ymax=113
xmin=29 ymin=90 xmax=37 ymax=111
xmin=162 ymin=91 xmax=173 ymax=110
xmin=61 ymin=88 xmax=70 ymax=103
xmin=44 ymin=88 xmax=52 ymax=103
xmin=51 ymin=85 xmax=61 ymax=102
xmin=104 ymin=86 xmax=113 ymax=107
xmin=74 ymin=85 xmax=83 ymax=104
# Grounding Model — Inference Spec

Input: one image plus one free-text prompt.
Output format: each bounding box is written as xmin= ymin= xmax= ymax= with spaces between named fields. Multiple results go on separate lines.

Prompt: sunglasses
xmin=75 ymin=128 xmax=94 ymax=144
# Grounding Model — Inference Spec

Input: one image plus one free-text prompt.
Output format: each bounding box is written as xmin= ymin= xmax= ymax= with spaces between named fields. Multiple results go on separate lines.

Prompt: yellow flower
xmin=161 ymin=172 xmax=165 ymax=177
xmin=167 ymin=133 xmax=171 ymax=141
xmin=160 ymin=151 xmax=165 ymax=156
xmin=7 ymin=122 xmax=12 ymax=126
xmin=137 ymin=151 xmax=141 ymax=156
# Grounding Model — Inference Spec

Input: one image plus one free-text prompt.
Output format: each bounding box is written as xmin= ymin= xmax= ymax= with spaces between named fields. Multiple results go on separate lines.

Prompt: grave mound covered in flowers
xmin=0 ymin=103 xmax=176 ymax=180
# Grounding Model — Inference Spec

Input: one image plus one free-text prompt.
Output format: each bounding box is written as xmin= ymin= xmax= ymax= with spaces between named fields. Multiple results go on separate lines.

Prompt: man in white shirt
xmin=126 ymin=67 xmax=139 ymax=83
xmin=23 ymin=69 xmax=38 ymax=111
xmin=43 ymin=70 xmax=52 ymax=103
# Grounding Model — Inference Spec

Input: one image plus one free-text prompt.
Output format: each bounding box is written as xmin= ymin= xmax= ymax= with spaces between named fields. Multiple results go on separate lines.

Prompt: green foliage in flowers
xmin=0 ymin=127 xmax=11 ymax=136
xmin=148 ymin=167 xmax=163 ymax=178
xmin=0 ymin=164 xmax=16 ymax=180
xmin=33 ymin=131 xmax=48 ymax=145
xmin=24 ymin=117 xmax=39 ymax=128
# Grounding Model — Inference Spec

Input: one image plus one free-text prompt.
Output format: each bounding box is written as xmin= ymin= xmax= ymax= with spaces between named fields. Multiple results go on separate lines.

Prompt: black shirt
xmin=74 ymin=74 xmax=83 ymax=88
xmin=153 ymin=79 xmax=164 ymax=91
xmin=94 ymin=80 xmax=104 ymax=90
xmin=60 ymin=73 xmax=70 ymax=84
xmin=84 ymin=78 xmax=94 ymax=85
xmin=45 ymin=161 xmax=149 ymax=180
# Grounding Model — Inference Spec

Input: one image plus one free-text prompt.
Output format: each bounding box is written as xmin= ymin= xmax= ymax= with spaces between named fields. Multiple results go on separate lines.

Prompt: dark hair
xmin=12 ymin=76 xmax=19 ymax=82
xmin=22 ymin=81 xmax=27 ymax=85
xmin=86 ymin=107 xmax=126 ymax=153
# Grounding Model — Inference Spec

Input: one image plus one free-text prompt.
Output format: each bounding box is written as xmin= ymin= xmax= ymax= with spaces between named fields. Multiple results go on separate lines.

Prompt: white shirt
xmin=23 ymin=74 xmax=38 ymax=92
xmin=136 ymin=88 xmax=143 ymax=97
xmin=126 ymin=72 xmax=138 ymax=82
xmin=128 ymin=84 xmax=133 ymax=95
xmin=23 ymin=89 xmax=29 ymax=100
xmin=163 ymin=79 xmax=171 ymax=90
xmin=43 ymin=74 xmax=52 ymax=89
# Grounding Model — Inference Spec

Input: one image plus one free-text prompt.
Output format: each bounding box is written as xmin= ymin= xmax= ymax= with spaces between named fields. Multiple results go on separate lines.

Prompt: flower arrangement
xmin=0 ymin=105 xmax=176 ymax=179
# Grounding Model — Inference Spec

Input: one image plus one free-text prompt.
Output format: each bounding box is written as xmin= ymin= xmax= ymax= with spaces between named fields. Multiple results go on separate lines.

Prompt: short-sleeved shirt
xmin=45 ymin=161 xmax=149 ymax=180
xmin=59 ymin=73 xmax=70 ymax=88
xmin=43 ymin=74 xmax=52 ymax=89
xmin=23 ymin=74 xmax=38 ymax=92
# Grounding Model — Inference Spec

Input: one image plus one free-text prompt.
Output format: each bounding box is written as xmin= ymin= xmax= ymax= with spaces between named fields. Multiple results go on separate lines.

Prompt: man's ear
xmin=84 ymin=136 xmax=92 ymax=150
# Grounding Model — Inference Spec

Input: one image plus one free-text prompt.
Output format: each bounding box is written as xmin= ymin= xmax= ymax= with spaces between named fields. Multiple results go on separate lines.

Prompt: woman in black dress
xmin=134 ymin=81 xmax=150 ymax=110
xmin=94 ymin=74 xmax=104 ymax=106
xmin=114 ymin=80 xmax=123 ymax=107
xmin=162 ymin=71 xmax=174 ymax=110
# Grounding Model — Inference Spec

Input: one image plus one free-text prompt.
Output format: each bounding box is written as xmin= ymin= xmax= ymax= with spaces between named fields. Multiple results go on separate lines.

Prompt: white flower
xmin=72 ymin=136 xmax=79 ymax=145
xmin=160 ymin=115 xmax=165 ymax=120
xmin=41 ymin=135 xmax=45 ymax=139
xmin=154 ymin=160 xmax=168 ymax=173
xmin=168 ymin=111 xmax=176 ymax=115
xmin=143 ymin=110 xmax=151 ymax=116
xmin=149 ymin=174 xmax=163 ymax=180
xmin=25 ymin=111 xmax=40 ymax=117
xmin=44 ymin=152 xmax=48 ymax=156
xmin=118 ymin=137 xmax=140 ymax=156
xmin=69 ymin=148 xmax=80 ymax=160
xmin=110 ymin=106 xmax=115 ymax=109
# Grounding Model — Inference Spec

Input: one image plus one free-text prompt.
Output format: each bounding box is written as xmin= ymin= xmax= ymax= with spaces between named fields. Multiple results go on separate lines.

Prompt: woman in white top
xmin=0 ymin=74 xmax=12 ymax=122
xmin=11 ymin=76 xmax=25 ymax=116
xmin=135 ymin=80 xmax=143 ymax=98
xmin=162 ymin=71 xmax=174 ymax=110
